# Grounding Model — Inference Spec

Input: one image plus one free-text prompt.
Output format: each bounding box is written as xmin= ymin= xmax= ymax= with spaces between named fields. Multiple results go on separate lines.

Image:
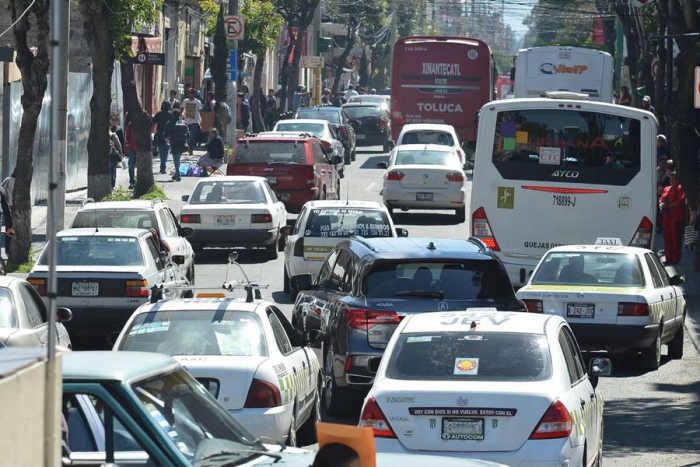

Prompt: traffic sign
xmin=299 ymin=56 xmax=324 ymax=68
xmin=224 ymin=15 xmax=244 ymax=40
xmin=134 ymin=51 xmax=166 ymax=66
xmin=695 ymin=67 xmax=700 ymax=109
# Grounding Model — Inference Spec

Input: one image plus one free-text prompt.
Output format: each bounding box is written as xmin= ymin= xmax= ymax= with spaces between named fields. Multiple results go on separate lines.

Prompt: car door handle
xmin=292 ymin=367 xmax=297 ymax=373
xmin=580 ymin=399 xmax=586 ymax=408
xmin=589 ymin=393 xmax=595 ymax=401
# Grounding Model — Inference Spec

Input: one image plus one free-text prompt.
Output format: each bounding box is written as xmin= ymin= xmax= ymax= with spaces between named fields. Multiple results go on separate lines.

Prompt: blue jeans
xmin=110 ymin=159 xmax=118 ymax=188
xmin=172 ymin=150 xmax=183 ymax=180
xmin=187 ymin=123 xmax=199 ymax=149
xmin=158 ymin=143 xmax=170 ymax=171
xmin=127 ymin=149 xmax=137 ymax=184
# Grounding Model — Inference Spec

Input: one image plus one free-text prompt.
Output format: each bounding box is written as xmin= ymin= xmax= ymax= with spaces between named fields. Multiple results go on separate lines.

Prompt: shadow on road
xmin=360 ymin=155 xmax=389 ymax=169
xmin=390 ymin=211 xmax=462 ymax=226
xmin=194 ymin=248 xmax=273 ymax=265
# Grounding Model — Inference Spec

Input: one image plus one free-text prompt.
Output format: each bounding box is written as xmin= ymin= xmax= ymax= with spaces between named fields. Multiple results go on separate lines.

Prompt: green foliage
xmin=325 ymin=0 xmax=388 ymax=35
xmin=211 ymin=6 xmax=229 ymax=105
xmin=7 ymin=247 xmax=34 ymax=273
xmin=107 ymin=0 xmax=164 ymax=59
xmin=199 ymin=0 xmax=220 ymax=35
xmin=273 ymin=0 xmax=320 ymax=27
xmin=397 ymin=0 xmax=422 ymax=39
xmin=101 ymin=184 xmax=168 ymax=201
xmin=239 ymin=0 xmax=284 ymax=57
xmin=523 ymin=0 xmax=596 ymax=48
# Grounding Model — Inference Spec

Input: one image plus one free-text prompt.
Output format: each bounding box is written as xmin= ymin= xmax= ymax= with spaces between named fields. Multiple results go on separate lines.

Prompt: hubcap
xmin=324 ymin=350 xmax=333 ymax=407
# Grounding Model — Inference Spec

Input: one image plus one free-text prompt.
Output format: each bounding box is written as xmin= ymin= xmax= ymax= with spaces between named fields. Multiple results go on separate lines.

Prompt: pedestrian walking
xmin=0 ymin=171 xmax=15 ymax=259
xmin=344 ymin=84 xmax=359 ymax=100
xmin=108 ymin=130 xmax=123 ymax=190
xmin=236 ymin=93 xmax=250 ymax=131
xmin=264 ymin=89 xmax=278 ymax=130
xmin=153 ymin=101 xmax=172 ymax=174
xmin=659 ymin=172 xmax=686 ymax=265
xmin=165 ymin=89 xmax=179 ymax=110
xmin=124 ymin=113 xmax=137 ymax=189
xmin=657 ymin=134 xmax=668 ymax=161
xmin=616 ymin=86 xmax=631 ymax=106
xmin=641 ymin=95 xmax=655 ymax=114
xmin=182 ymin=87 xmax=202 ymax=154
xmin=165 ymin=109 xmax=189 ymax=182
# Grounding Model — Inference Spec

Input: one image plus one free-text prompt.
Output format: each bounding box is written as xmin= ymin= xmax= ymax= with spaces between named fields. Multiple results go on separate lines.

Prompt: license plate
xmin=356 ymin=134 xmax=366 ymax=140
xmin=416 ymin=192 xmax=433 ymax=201
xmin=72 ymin=282 xmax=99 ymax=297
xmin=567 ymin=303 xmax=595 ymax=318
xmin=216 ymin=215 xmax=236 ymax=226
xmin=441 ymin=417 xmax=484 ymax=441
xmin=265 ymin=176 xmax=277 ymax=184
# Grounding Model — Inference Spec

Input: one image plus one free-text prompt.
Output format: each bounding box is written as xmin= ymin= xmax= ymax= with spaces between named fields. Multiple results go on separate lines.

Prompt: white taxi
xmin=516 ymin=241 xmax=686 ymax=370
xmin=360 ymin=310 xmax=612 ymax=467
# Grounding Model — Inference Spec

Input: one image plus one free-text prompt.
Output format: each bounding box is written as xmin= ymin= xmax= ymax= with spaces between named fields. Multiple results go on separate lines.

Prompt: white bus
xmin=514 ymin=46 xmax=614 ymax=102
xmin=470 ymin=94 xmax=657 ymax=287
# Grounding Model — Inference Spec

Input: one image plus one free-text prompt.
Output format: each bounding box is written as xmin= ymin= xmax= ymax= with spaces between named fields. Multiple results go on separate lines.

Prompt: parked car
xmin=342 ymin=103 xmax=393 ymax=152
xmin=394 ymin=123 xmax=467 ymax=169
xmin=271 ymin=119 xmax=346 ymax=175
xmin=360 ymin=310 xmax=611 ymax=466
xmin=281 ymin=200 xmax=408 ymax=300
xmin=180 ymin=176 xmax=287 ymax=259
xmin=0 ymin=275 xmax=72 ymax=348
xmin=295 ymin=106 xmax=357 ymax=163
xmin=226 ymin=133 xmax=342 ymax=213
xmin=378 ymin=144 xmax=467 ymax=222
xmin=290 ymin=237 xmax=525 ymax=416
xmin=516 ymin=241 xmax=686 ymax=370
xmin=27 ymin=228 xmax=189 ymax=349
xmin=70 ymin=198 xmax=196 ymax=283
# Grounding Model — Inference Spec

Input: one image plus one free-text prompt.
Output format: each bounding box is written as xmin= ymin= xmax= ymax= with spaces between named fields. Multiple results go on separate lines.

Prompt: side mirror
xmin=171 ymin=255 xmax=185 ymax=265
xmin=377 ymin=162 xmax=388 ymax=169
xmin=329 ymin=155 xmax=342 ymax=165
xmin=304 ymin=329 xmax=324 ymax=348
xmin=281 ymin=225 xmax=293 ymax=236
xmin=669 ymin=274 xmax=685 ymax=286
xmin=588 ymin=357 xmax=612 ymax=388
xmin=181 ymin=195 xmax=190 ymax=202
xmin=178 ymin=227 xmax=195 ymax=238
xmin=286 ymin=218 xmax=297 ymax=227
xmin=395 ymin=228 xmax=409 ymax=237
xmin=291 ymin=273 xmax=314 ymax=292
xmin=56 ymin=307 xmax=72 ymax=323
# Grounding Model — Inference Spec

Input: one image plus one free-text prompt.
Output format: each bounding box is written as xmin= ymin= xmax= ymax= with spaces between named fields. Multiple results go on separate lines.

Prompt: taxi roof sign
xmin=595 ymin=237 xmax=623 ymax=246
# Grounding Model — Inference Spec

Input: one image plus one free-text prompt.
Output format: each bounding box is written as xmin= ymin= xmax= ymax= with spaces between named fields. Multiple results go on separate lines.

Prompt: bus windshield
xmin=491 ymin=109 xmax=641 ymax=186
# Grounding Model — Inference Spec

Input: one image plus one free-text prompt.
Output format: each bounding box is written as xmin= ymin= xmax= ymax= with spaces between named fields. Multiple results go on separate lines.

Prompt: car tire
xmin=188 ymin=264 xmax=195 ymax=285
xmin=286 ymin=408 xmax=297 ymax=447
xmin=323 ymin=345 xmax=354 ymax=417
xmin=336 ymin=181 xmax=341 ymax=200
xmin=667 ymin=314 xmax=684 ymax=360
xmin=351 ymin=148 xmax=356 ymax=161
xmin=283 ymin=268 xmax=290 ymax=294
xmin=266 ymin=241 xmax=278 ymax=260
xmin=456 ymin=206 xmax=466 ymax=223
xmin=641 ymin=327 xmax=661 ymax=370
xmin=344 ymin=149 xmax=351 ymax=165
xmin=297 ymin=384 xmax=321 ymax=446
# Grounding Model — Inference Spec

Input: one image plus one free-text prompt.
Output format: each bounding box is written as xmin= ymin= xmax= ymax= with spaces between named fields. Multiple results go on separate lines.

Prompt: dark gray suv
xmin=290 ymin=237 xmax=525 ymax=416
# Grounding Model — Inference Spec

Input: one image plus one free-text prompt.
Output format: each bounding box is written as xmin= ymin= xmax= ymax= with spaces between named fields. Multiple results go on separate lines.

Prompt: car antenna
xmin=93 ymin=202 xmax=99 ymax=232
xmin=346 ymin=181 xmax=350 ymax=205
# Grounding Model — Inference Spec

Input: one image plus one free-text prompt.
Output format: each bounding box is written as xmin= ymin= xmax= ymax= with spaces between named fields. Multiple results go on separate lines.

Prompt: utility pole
xmin=226 ymin=0 xmax=239 ymax=148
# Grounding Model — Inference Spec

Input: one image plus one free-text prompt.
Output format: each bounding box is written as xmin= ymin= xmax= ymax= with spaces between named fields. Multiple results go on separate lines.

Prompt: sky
xmin=501 ymin=0 xmax=537 ymax=39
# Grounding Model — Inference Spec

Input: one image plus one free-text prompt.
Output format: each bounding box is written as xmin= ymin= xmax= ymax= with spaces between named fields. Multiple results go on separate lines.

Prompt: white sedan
xmin=516 ymin=242 xmax=686 ymax=370
xmin=180 ymin=176 xmax=287 ymax=259
xmin=395 ymin=123 xmax=467 ymax=168
xmin=378 ymin=144 xmax=467 ymax=222
xmin=360 ymin=310 xmax=612 ymax=466
xmin=113 ymin=293 xmax=322 ymax=447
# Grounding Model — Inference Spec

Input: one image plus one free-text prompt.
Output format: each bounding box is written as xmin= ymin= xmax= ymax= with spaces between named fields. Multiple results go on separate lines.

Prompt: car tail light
xmin=293 ymin=237 xmax=305 ymax=257
xmin=445 ymin=172 xmax=464 ymax=182
xmin=344 ymin=306 xmax=400 ymax=330
xmin=386 ymin=171 xmax=405 ymax=181
xmin=523 ymin=299 xmax=543 ymax=313
xmin=391 ymin=99 xmax=405 ymax=125
xmin=472 ymin=207 xmax=500 ymax=251
xmin=629 ymin=216 xmax=653 ymax=249
xmin=339 ymin=126 xmax=348 ymax=136
xmin=180 ymin=214 xmax=200 ymax=224
xmin=304 ymin=166 xmax=316 ymax=186
xmin=28 ymin=278 xmax=46 ymax=296
xmin=359 ymin=397 xmax=396 ymax=438
xmin=321 ymin=140 xmax=332 ymax=149
xmin=345 ymin=356 xmax=353 ymax=373
xmin=244 ymin=378 xmax=282 ymax=408
xmin=126 ymin=279 xmax=149 ymax=298
xmin=251 ymin=214 xmax=272 ymax=223
xmin=379 ymin=119 xmax=388 ymax=129
xmin=617 ymin=302 xmax=649 ymax=316
xmin=529 ymin=400 xmax=572 ymax=439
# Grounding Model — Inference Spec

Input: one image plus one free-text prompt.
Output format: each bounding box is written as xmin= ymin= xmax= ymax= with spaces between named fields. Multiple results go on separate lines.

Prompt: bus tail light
xmin=529 ymin=400 xmax=572 ymax=439
xmin=446 ymin=172 xmax=464 ymax=182
xmin=386 ymin=171 xmax=405 ymax=181
xmin=391 ymin=99 xmax=405 ymax=125
xmin=472 ymin=207 xmax=501 ymax=251
xmin=617 ymin=302 xmax=649 ymax=316
xmin=629 ymin=216 xmax=653 ymax=249
xmin=523 ymin=299 xmax=543 ymax=313
xmin=360 ymin=397 xmax=397 ymax=438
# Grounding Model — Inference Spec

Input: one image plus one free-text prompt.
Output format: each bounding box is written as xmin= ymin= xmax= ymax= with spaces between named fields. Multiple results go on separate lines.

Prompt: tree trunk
xmin=251 ymin=56 xmax=266 ymax=131
xmin=332 ymin=30 xmax=355 ymax=95
xmin=120 ymin=55 xmax=154 ymax=198
xmin=278 ymin=26 xmax=297 ymax=113
xmin=284 ymin=29 xmax=307 ymax=113
xmin=81 ymin=0 xmax=114 ymax=200
xmin=655 ymin=2 xmax=668 ymax=134
xmin=9 ymin=0 xmax=50 ymax=266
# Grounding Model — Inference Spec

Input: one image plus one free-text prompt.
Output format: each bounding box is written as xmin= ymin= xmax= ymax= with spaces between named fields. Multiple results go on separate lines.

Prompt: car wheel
xmin=641 ymin=327 xmax=661 ymax=370
xmin=336 ymin=181 xmax=341 ymax=200
xmin=344 ymin=149 xmax=351 ymax=165
xmin=286 ymin=408 xmax=297 ymax=447
xmin=323 ymin=345 xmax=354 ymax=417
xmin=297 ymin=383 xmax=321 ymax=446
xmin=188 ymin=264 xmax=196 ymax=285
xmin=351 ymin=148 xmax=356 ymax=161
xmin=266 ymin=241 xmax=278 ymax=260
xmin=455 ymin=206 xmax=466 ymax=223
xmin=667 ymin=313 xmax=685 ymax=360
xmin=283 ymin=268 xmax=290 ymax=294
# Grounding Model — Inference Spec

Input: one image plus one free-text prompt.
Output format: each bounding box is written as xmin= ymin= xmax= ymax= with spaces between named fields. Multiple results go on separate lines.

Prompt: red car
xmin=226 ymin=133 xmax=342 ymax=213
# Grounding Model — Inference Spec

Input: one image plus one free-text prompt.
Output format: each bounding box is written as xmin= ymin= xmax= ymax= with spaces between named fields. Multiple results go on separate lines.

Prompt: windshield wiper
xmin=394 ymin=290 xmax=444 ymax=299
xmin=198 ymin=448 xmax=282 ymax=465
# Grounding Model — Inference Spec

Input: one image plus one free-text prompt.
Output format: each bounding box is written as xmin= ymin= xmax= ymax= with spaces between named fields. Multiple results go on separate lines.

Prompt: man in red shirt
xmin=659 ymin=172 xmax=686 ymax=264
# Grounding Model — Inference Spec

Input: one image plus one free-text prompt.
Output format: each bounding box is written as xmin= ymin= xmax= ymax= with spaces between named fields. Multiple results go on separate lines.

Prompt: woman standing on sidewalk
xmin=659 ymin=172 xmax=686 ymax=265
xmin=153 ymin=102 xmax=172 ymax=174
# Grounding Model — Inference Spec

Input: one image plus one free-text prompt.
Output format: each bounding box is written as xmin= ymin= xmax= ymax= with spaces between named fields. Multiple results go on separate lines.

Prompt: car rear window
xmin=233 ymin=142 xmax=307 ymax=164
xmin=401 ymin=131 xmax=454 ymax=146
xmin=189 ymin=180 xmax=266 ymax=204
xmin=275 ymin=122 xmax=325 ymax=138
xmin=395 ymin=149 xmax=455 ymax=166
xmin=531 ymin=252 xmax=645 ymax=287
xmin=72 ymin=211 xmax=158 ymax=230
xmin=41 ymin=236 xmax=144 ymax=266
xmin=386 ymin=332 xmax=551 ymax=382
xmin=304 ymin=208 xmax=392 ymax=238
xmin=364 ymin=260 xmax=513 ymax=300
xmin=0 ymin=289 xmax=16 ymax=328
xmin=296 ymin=109 xmax=341 ymax=124
xmin=343 ymin=106 xmax=382 ymax=119
xmin=119 ymin=310 xmax=268 ymax=357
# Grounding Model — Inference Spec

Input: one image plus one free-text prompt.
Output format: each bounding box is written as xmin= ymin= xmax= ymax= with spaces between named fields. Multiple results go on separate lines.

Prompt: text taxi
xmin=516 ymin=239 xmax=686 ymax=370
xmin=359 ymin=310 xmax=612 ymax=467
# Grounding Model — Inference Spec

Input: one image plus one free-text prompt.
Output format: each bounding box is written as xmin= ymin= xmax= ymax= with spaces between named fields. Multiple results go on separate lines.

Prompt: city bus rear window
xmin=491 ymin=109 xmax=642 ymax=186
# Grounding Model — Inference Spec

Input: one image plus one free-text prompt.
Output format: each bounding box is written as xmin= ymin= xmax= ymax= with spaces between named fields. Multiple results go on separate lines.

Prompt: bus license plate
xmin=265 ymin=176 xmax=277 ymax=184
xmin=217 ymin=215 xmax=236 ymax=226
xmin=416 ymin=193 xmax=433 ymax=201
xmin=72 ymin=282 xmax=99 ymax=297
xmin=441 ymin=417 xmax=484 ymax=440
xmin=567 ymin=303 xmax=595 ymax=318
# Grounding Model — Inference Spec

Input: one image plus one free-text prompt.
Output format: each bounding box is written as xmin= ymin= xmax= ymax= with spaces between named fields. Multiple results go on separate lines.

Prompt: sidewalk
xmin=671 ymin=243 xmax=700 ymax=353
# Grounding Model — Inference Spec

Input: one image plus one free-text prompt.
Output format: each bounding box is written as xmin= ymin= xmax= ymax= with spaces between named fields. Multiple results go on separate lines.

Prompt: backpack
xmin=221 ymin=102 xmax=232 ymax=125
xmin=171 ymin=120 xmax=189 ymax=146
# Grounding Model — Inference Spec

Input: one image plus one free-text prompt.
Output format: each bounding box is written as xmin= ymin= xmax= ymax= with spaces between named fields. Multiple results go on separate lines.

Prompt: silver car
xmin=271 ymin=120 xmax=346 ymax=176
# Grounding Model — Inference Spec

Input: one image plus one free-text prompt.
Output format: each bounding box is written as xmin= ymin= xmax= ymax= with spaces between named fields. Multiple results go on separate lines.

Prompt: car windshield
xmin=364 ymin=260 xmax=513 ymax=300
xmin=395 ymin=149 xmax=455 ymax=166
xmin=348 ymin=96 xmax=386 ymax=105
xmin=275 ymin=122 xmax=325 ymax=138
xmin=40 ymin=236 xmax=144 ymax=266
xmin=0 ymin=289 xmax=17 ymax=328
xmin=401 ymin=131 xmax=454 ymax=146
xmin=131 ymin=368 xmax=261 ymax=464
xmin=233 ymin=142 xmax=306 ymax=164
xmin=343 ymin=106 xmax=383 ymax=119
xmin=304 ymin=208 xmax=393 ymax=238
xmin=189 ymin=181 xmax=266 ymax=204
xmin=296 ymin=109 xmax=341 ymax=124
xmin=386 ymin=332 xmax=551 ymax=382
xmin=531 ymin=252 xmax=645 ymax=287
xmin=72 ymin=210 xmax=158 ymax=230
xmin=119 ymin=310 xmax=267 ymax=356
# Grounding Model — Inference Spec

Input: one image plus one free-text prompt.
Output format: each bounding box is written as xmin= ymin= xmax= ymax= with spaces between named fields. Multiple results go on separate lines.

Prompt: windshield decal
xmin=454 ymin=357 xmax=479 ymax=375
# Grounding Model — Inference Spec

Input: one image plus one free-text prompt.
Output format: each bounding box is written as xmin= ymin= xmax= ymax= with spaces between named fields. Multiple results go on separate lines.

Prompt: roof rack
xmin=149 ymin=252 xmax=268 ymax=304
xmin=81 ymin=198 xmax=95 ymax=207
xmin=150 ymin=198 xmax=164 ymax=206
xmin=466 ymin=236 xmax=489 ymax=252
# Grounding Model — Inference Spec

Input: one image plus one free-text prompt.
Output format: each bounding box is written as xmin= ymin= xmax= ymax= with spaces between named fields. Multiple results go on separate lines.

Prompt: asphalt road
xmin=154 ymin=145 xmax=700 ymax=465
